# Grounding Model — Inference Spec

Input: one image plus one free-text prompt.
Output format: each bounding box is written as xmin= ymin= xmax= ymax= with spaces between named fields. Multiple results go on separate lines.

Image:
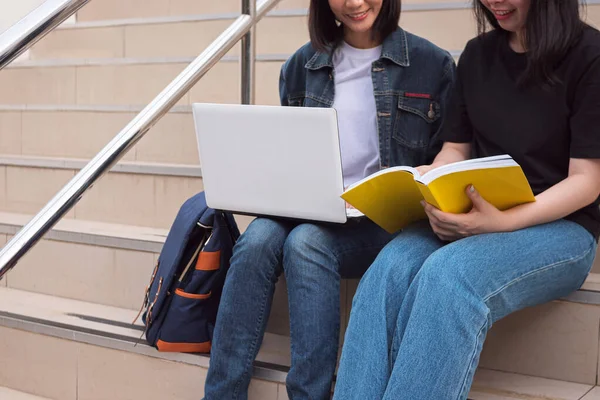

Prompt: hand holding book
xmin=421 ymin=184 xmax=516 ymax=242
xmin=341 ymin=155 xmax=536 ymax=233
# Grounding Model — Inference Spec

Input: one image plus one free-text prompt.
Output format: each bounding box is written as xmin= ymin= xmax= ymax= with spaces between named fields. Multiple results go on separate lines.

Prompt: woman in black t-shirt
xmin=333 ymin=1 xmax=600 ymax=399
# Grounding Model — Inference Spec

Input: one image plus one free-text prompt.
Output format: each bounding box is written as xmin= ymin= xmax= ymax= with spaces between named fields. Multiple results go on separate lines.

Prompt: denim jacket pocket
xmin=393 ymin=95 xmax=440 ymax=149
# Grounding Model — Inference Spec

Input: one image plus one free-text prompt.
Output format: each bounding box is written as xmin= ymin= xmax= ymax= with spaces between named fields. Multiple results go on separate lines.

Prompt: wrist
xmin=501 ymin=206 xmax=527 ymax=232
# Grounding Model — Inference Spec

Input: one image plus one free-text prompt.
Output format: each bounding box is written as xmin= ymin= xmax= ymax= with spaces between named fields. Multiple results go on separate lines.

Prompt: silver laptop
xmin=192 ymin=103 xmax=362 ymax=224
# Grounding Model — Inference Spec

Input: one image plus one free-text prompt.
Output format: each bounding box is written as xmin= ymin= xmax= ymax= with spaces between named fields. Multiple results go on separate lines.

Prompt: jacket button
xmin=428 ymin=104 xmax=436 ymax=119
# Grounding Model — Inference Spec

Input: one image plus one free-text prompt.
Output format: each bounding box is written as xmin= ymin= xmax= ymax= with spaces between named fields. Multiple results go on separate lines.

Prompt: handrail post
xmin=241 ymin=0 xmax=256 ymax=104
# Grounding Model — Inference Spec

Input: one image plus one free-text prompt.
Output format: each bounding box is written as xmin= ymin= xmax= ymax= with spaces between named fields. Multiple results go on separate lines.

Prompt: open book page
xmin=416 ymin=155 xmax=515 ymax=185
xmin=341 ymin=166 xmax=425 ymax=233
xmin=344 ymin=165 xmax=418 ymax=192
xmin=340 ymin=155 xmax=535 ymax=232
xmin=423 ymin=161 xmax=535 ymax=214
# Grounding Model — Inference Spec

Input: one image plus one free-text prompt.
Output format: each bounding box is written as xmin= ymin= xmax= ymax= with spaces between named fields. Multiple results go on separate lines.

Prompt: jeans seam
xmin=481 ymin=244 xmax=595 ymax=303
xmin=457 ymin=316 xmax=488 ymax=400
xmin=286 ymin=253 xmax=340 ymax=399
xmin=232 ymin=261 xmax=280 ymax=399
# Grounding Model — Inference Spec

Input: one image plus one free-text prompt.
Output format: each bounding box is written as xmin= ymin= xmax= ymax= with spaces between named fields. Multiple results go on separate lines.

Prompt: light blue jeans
xmin=333 ymin=219 xmax=596 ymax=400
xmin=203 ymin=217 xmax=393 ymax=400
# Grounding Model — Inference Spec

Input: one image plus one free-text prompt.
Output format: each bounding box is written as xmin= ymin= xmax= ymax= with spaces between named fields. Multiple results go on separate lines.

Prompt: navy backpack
xmin=136 ymin=191 xmax=240 ymax=352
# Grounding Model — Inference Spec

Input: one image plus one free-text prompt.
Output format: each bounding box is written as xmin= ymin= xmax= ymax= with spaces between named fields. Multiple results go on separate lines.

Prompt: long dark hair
xmin=473 ymin=0 xmax=586 ymax=86
xmin=309 ymin=0 xmax=402 ymax=52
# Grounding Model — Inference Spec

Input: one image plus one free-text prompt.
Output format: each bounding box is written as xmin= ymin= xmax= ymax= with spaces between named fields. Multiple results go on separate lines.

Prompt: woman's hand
xmin=415 ymin=165 xmax=435 ymax=175
xmin=415 ymin=161 xmax=448 ymax=176
xmin=416 ymin=142 xmax=472 ymax=178
xmin=422 ymin=185 xmax=513 ymax=242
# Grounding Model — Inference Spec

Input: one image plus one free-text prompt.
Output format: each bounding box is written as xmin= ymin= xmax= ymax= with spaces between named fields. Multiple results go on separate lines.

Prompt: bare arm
xmin=422 ymin=157 xmax=600 ymax=240
xmin=503 ymin=158 xmax=600 ymax=231
xmin=416 ymin=142 xmax=472 ymax=174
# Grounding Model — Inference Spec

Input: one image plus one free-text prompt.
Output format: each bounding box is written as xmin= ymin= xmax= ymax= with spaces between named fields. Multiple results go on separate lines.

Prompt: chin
xmin=498 ymin=24 xmax=517 ymax=32
xmin=354 ymin=26 xmax=374 ymax=34
xmin=349 ymin=22 xmax=375 ymax=32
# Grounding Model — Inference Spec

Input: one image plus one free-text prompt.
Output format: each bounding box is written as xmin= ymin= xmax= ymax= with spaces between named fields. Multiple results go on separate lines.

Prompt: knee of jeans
xmin=236 ymin=218 xmax=288 ymax=252
xmin=363 ymin=237 xmax=421 ymax=284
xmin=418 ymin=249 xmax=475 ymax=296
xmin=229 ymin=218 xmax=288 ymax=276
xmin=282 ymin=224 xmax=337 ymax=274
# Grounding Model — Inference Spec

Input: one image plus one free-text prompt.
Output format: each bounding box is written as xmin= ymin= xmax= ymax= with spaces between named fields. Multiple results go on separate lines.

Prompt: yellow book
xmin=341 ymin=155 xmax=536 ymax=233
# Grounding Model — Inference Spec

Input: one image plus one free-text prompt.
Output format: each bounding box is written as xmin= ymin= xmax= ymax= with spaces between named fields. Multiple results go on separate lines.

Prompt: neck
xmin=343 ymin=29 xmax=380 ymax=49
xmin=509 ymin=29 xmax=527 ymax=53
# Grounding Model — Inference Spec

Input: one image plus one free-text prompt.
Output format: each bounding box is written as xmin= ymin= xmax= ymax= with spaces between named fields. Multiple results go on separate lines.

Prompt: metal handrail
xmin=0 ymin=0 xmax=90 ymax=70
xmin=0 ymin=0 xmax=279 ymax=279
xmin=241 ymin=0 xmax=257 ymax=104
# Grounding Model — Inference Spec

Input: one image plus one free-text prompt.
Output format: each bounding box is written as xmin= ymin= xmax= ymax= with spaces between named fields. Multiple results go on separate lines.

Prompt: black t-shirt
xmin=441 ymin=26 xmax=600 ymax=239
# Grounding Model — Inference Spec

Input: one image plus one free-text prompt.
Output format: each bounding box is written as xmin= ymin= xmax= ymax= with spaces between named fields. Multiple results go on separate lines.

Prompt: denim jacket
xmin=279 ymin=28 xmax=456 ymax=167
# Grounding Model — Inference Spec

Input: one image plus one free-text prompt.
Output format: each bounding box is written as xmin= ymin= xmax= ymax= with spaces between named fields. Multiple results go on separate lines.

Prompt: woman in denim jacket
xmin=203 ymin=1 xmax=455 ymax=399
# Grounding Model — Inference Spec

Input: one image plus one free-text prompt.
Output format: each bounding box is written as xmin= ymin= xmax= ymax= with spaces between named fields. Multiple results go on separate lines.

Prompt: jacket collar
xmin=305 ymin=27 xmax=410 ymax=71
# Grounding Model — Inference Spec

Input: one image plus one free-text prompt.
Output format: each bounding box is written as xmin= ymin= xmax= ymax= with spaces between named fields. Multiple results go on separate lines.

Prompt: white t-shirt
xmin=332 ymin=41 xmax=382 ymax=188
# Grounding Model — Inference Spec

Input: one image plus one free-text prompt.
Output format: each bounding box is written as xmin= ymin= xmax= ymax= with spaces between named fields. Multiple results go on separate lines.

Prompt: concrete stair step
xmin=0 ymin=286 xmax=599 ymax=399
xmin=469 ymin=370 xmax=596 ymax=400
xmin=0 ymin=387 xmax=51 ymax=400
xmin=0 ymin=387 xmax=53 ymax=400
xmin=76 ymin=0 xmax=310 ymax=22
xmin=479 ymin=298 xmax=600 ymax=385
xmin=2 ymin=212 xmax=600 ymax=385
xmin=30 ymin=5 xmax=600 ymax=60
xmin=0 ymin=154 xmax=205 ymax=229
xmin=31 ymin=9 xmax=475 ymax=60
xmin=582 ymin=387 xmax=600 ymax=400
xmin=0 ymin=287 xmax=290 ymax=400
xmin=73 ymin=0 xmax=475 ymax=23
xmin=31 ymin=13 xmax=305 ymax=60
xmin=0 ymin=211 xmax=165 ymax=311
xmin=0 ymin=105 xmax=199 ymax=165
xmin=0 ymin=211 xmax=257 ymax=312
xmin=0 ymin=57 xmax=283 ymax=106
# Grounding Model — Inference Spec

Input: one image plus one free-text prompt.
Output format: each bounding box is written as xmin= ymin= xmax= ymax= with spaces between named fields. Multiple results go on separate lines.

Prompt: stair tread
xmin=582 ymin=387 xmax=600 ymax=400
xmin=60 ymin=8 xmax=308 ymax=30
xmin=470 ymin=370 xmax=594 ymax=400
xmin=58 ymin=2 xmax=480 ymax=31
xmin=0 ymin=286 xmax=143 ymax=337
xmin=0 ymin=210 xmax=167 ymax=246
xmin=582 ymin=273 xmax=600 ymax=292
xmin=0 ymin=286 xmax=292 ymax=370
xmin=8 ymin=54 xmax=289 ymax=69
xmin=0 ymin=103 xmax=192 ymax=112
xmin=0 ymin=287 xmax=598 ymax=394
xmin=0 ymin=153 xmax=201 ymax=177
xmin=0 ymin=210 xmax=597 ymax=293
xmin=0 ymin=387 xmax=52 ymax=400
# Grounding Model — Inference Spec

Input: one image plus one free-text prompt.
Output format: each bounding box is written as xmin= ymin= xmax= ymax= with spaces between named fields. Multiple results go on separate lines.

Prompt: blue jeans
xmin=333 ymin=219 xmax=596 ymax=400
xmin=203 ymin=217 xmax=394 ymax=400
